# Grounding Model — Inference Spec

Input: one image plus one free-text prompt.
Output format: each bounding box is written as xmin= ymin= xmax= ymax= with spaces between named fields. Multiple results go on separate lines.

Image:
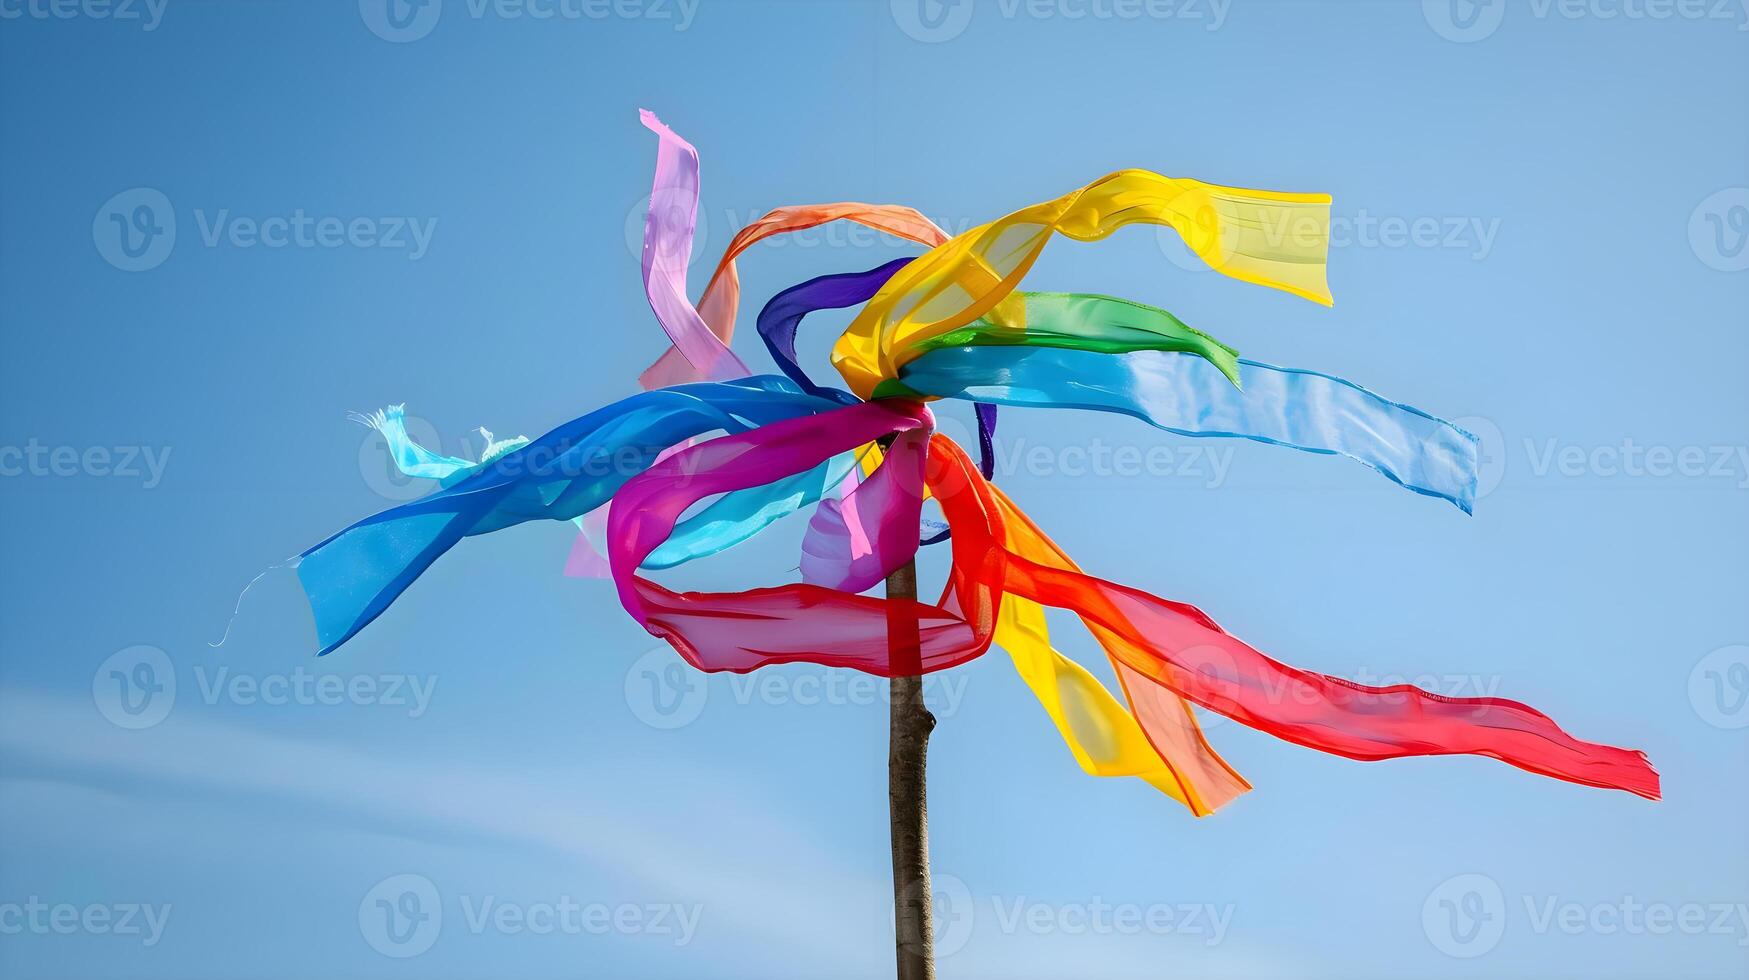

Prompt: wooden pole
xmin=886 ymin=558 xmax=936 ymax=980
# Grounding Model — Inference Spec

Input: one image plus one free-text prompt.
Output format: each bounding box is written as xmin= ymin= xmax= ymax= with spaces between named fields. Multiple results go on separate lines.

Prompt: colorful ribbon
xmin=636 ymin=109 xmax=750 ymax=384
xmin=601 ymin=424 xmax=1656 ymax=800
xmin=831 ymin=169 xmax=1334 ymax=400
xmin=354 ymin=404 xmax=529 ymax=486
xmin=900 ymin=291 xmax=1242 ymax=388
xmin=752 ymin=257 xmax=998 ymax=483
xmin=299 ymin=379 xmax=846 ymax=654
xmin=596 ymin=113 xmax=966 ymax=579
xmin=290 ymin=108 xmax=1657 ymax=814
xmin=899 ymin=345 xmax=1480 ymax=512
xmin=636 ymin=111 xmax=950 ymax=389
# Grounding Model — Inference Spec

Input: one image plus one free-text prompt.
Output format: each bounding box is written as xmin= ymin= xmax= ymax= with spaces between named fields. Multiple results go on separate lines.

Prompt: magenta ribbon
xmin=608 ymin=399 xmax=934 ymax=627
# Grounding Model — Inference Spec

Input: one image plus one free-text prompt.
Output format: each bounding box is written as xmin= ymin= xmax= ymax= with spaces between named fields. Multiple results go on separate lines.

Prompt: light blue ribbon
xmin=898 ymin=345 xmax=1479 ymax=512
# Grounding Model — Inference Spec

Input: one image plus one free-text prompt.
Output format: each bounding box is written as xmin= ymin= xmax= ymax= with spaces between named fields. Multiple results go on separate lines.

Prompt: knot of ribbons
xmin=294 ymin=110 xmax=1657 ymax=814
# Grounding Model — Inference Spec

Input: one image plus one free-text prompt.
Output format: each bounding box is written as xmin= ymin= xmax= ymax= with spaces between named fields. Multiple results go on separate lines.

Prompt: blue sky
xmin=1 ymin=1 xmax=1746 ymax=977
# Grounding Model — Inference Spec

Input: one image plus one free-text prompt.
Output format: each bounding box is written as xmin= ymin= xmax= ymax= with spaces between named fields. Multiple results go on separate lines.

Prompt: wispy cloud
xmin=0 ymin=688 xmax=890 ymax=970
xmin=1 ymin=688 xmax=1302 ymax=979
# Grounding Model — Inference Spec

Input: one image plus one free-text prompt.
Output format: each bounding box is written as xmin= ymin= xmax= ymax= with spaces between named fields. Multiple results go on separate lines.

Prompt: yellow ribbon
xmin=831 ymin=169 xmax=1333 ymax=399
xmin=987 ymin=480 xmax=1250 ymax=816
